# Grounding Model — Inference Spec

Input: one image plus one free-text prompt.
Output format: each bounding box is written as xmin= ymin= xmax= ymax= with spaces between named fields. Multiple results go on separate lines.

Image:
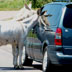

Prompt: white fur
xmin=0 ymin=14 xmax=38 ymax=68
xmin=0 ymin=4 xmax=47 ymax=69
xmin=0 ymin=4 xmax=38 ymax=69
xmin=14 ymin=4 xmax=36 ymax=21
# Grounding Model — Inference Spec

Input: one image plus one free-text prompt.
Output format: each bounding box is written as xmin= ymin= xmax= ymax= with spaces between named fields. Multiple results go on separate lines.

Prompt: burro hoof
xmin=14 ymin=65 xmax=19 ymax=70
xmin=19 ymin=65 xmax=24 ymax=70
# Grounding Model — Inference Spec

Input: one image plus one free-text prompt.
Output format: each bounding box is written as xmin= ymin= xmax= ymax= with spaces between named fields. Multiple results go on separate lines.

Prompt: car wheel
xmin=22 ymin=46 xmax=33 ymax=66
xmin=42 ymin=46 xmax=51 ymax=72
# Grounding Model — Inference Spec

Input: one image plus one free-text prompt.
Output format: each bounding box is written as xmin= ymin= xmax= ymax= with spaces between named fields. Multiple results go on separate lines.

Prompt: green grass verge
xmin=0 ymin=0 xmax=25 ymax=10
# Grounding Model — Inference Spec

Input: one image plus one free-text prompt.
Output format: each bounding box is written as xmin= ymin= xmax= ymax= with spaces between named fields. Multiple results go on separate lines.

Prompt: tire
xmin=42 ymin=46 xmax=51 ymax=72
xmin=23 ymin=56 xmax=33 ymax=66
xmin=22 ymin=46 xmax=33 ymax=66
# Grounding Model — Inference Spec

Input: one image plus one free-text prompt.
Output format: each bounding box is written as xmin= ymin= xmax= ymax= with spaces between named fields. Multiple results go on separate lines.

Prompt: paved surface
xmin=0 ymin=11 xmax=18 ymax=20
xmin=0 ymin=45 xmax=72 ymax=72
xmin=0 ymin=45 xmax=42 ymax=72
xmin=0 ymin=11 xmax=72 ymax=72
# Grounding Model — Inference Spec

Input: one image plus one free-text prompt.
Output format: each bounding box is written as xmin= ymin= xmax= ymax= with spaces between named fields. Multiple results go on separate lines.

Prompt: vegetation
xmin=0 ymin=0 xmax=24 ymax=10
xmin=32 ymin=0 xmax=52 ymax=8
xmin=28 ymin=30 xmax=37 ymax=38
xmin=0 ymin=0 xmax=71 ymax=10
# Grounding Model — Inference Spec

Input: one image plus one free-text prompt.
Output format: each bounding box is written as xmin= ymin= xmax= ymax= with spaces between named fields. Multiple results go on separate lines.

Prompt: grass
xmin=0 ymin=0 xmax=42 ymax=10
xmin=0 ymin=0 xmax=25 ymax=10
xmin=28 ymin=30 xmax=37 ymax=38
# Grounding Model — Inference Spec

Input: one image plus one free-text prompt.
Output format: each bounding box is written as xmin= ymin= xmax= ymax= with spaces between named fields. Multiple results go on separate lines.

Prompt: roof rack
xmin=55 ymin=0 xmax=71 ymax=2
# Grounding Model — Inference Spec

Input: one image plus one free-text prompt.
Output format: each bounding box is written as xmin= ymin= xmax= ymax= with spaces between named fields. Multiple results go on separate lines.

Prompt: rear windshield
xmin=63 ymin=5 xmax=72 ymax=28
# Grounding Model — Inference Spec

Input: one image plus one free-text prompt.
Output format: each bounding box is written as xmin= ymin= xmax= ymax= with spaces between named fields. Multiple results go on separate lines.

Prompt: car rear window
xmin=63 ymin=4 xmax=72 ymax=28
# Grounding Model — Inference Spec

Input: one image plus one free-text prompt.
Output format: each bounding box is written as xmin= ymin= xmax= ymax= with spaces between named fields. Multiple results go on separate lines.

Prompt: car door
xmin=32 ymin=25 xmax=45 ymax=61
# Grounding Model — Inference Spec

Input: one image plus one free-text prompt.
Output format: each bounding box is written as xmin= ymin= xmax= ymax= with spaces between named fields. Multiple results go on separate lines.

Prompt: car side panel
xmin=26 ymin=30 xmax=34 ymax=58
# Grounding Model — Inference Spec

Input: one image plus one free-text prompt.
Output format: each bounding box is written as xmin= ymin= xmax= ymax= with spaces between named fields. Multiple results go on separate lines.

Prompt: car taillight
xmin=55 ymin=28 xmax=62 ymax=45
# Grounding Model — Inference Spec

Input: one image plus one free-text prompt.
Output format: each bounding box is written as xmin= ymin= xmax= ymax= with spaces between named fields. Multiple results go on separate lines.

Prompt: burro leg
xmin=12 ymin=44 xmax=19 ymax=69
xmin=18 ymin=42 xmax=24 ymax=69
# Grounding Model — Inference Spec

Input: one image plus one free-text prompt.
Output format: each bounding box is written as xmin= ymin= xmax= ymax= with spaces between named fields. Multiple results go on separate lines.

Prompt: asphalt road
xmin=0 ymin=45 xmax=72 ymax=72
xmin=0 ymin=11 xmax=72 ymax=72
xmin=0 ymin=45 xmax=42 ymax=72
xmin=0 ymin=11 xmax=18 ymax=20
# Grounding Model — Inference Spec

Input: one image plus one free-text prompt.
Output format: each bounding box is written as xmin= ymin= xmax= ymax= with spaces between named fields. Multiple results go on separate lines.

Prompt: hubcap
xmin=43 ymin=50 xmax=48 ymax=71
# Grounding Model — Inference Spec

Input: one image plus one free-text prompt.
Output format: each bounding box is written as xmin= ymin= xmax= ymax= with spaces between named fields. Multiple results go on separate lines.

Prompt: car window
xmin=48 ymin=5 xmax=62 ymax=27
xmin=27 ymin=29 xmax=37 ymax=38
xmin=34 ymin=25 xmax=46 ymax=42
xmin=27 ymin=30 xmax=33 ymax=37
xmin=43 ymin=4 xmax=62 ymax=30
xmin=63 ymin=5 xmax=72 ymax=28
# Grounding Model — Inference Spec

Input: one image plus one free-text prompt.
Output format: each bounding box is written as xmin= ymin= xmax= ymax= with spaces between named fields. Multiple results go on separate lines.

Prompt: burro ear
xmin=40 ymin=11 xmax=47 ymax=16
xmin=37 ymin=8 xmax=41 ymax=16
xmin=24 ymin=3 xmax=31 ymax=10
xmin=44 ymin=14 xmax=52 ymax=17
xmin=37 ymin=6 xmax=44 ymax=16
xmin=40 ymin=6 xmax=44 ymax=12
xmin=41 ymin=10 xmax=52 ymax=17
xmin=28 ymin=2 xmax=32 ymax=9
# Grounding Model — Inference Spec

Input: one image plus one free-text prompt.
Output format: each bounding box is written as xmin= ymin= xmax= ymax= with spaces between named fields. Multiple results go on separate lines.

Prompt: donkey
xmin=0 ymin=4 xmax=49 ymax=69
xmin=37 ymin=7 xmax=52 ymax=29
xmin=0 ymin=14 xmax=38 ymax=69
xmin=0 ymin=4 xmax=37 ymax=69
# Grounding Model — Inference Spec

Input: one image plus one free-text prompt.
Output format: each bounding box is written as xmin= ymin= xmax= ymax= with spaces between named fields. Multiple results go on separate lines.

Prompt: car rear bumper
xmin=55 ymin=52 xmax=72 ymax=64
xmin=48 ymin=45 xmax=72 ymax=64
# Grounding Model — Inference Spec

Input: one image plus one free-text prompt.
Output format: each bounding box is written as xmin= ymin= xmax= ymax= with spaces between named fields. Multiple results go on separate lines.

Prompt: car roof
xmin=45 ymin=2 xmax=72 ymax=7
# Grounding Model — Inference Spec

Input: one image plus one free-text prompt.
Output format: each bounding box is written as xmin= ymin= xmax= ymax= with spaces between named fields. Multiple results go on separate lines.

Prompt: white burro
xmin=0 ymin=4 xmax=49 ymax=69
xmin=0 ymin=4 xmax=38 ymax=69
